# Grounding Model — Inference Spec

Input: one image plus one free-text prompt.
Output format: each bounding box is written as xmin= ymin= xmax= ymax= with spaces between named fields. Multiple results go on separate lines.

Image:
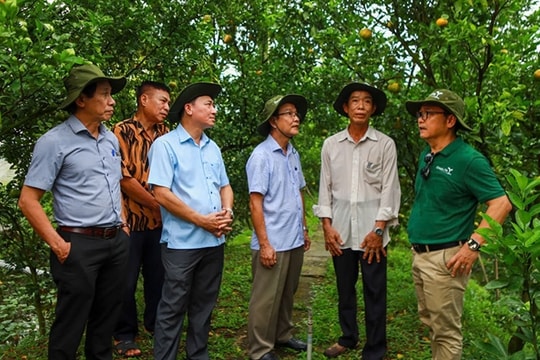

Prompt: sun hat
xmin=58 ymin=64 xmax=127 ymax=110
xmin=405 ymin=89 xmax=471 ymax=131
xmin=333 ymin=82 xmax=387 ymax=117
xmin=257 ymin=94 xmax=308 ymax=136
xmin=168 ymin=82 xmax=222 ymax=122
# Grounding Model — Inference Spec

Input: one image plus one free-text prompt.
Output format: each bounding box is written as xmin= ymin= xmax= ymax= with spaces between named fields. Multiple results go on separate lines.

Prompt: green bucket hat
xmin=58 ymin=64 xmax=127 ymax=110
xmin=405 ymin=89 xmax=471 ymax=131
xmin=257 ymin=94 xmax=308 ymax=136
xmin=168 ymin=82 xmax=222 ymax=122
xmin=333 ymin=82 xmax=387 ymax=117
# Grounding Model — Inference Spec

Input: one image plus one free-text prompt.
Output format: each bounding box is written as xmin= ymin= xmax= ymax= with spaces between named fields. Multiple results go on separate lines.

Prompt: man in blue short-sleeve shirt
xmin=148 ymin=82 xmax=234 ymax=360
xmin=18 ymin=63 xmax=130 ymax=360
xmin=246 ymin=95 xmax=311 ymax=360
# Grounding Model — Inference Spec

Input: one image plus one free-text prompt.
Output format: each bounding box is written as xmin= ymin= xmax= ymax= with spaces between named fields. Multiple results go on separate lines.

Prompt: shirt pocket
xmin=364 ymin=161 xmax=382 ymax=186
xmin=203 ymin=160 xmax=223 ymax=186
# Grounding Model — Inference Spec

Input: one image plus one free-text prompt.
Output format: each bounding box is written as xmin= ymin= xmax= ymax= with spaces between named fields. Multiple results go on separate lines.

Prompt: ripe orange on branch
xmin=359 ymin=28 xmax=372 ymax=40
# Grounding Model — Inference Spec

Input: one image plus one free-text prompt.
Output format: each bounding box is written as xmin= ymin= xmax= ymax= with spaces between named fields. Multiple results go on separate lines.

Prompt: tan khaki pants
xmin=412 ymin=245 xmax=470 ymax=360
xmin=247 ymin=246 xmax=304 ymax=359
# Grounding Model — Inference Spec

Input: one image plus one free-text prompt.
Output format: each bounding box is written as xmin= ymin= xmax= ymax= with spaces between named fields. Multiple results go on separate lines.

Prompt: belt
xmin=58 ymin=226 xmax=121 ymax=239
xmin=411 ymin=241 xmax=464 ymax=253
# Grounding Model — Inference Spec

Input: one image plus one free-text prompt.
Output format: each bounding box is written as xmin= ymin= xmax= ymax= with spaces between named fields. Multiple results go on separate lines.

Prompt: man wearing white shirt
xmin=313 ymin=82 xmax=401 ymax=359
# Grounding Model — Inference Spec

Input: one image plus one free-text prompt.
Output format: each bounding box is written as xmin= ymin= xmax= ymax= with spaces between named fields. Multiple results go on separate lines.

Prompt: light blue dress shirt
xmin=246 ymin=135 xmax=306 ymax=252
xmin=148 ymin=124 xmax=230 ymax=249
xmin=24 ymin=116 xmax=123 ymax=227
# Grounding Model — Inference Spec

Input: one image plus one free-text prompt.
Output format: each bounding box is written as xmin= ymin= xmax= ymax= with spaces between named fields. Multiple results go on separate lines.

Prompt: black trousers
xmin=332 ymin=248 xmax=387 ymax=360
xmin=49 ymin=229 xmax=129 ymax=360
xmin=114 ymin=228 xmax=164 ymax=341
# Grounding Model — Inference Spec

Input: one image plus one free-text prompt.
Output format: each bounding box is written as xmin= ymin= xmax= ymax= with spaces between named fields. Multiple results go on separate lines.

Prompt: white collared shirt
xmin=313 ymin=126 xmax=401 ymax=250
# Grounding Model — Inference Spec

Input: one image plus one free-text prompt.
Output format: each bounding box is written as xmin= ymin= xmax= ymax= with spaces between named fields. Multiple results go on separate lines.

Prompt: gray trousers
xmin=153 ymin=244 xmax=224 ymax=360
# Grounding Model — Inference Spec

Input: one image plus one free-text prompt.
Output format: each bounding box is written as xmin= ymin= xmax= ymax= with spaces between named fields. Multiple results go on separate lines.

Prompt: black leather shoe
xmin=276 ymin=337 xmax=307 ymax=351
xmin=259 ymin=351 xmax=280 ymax=360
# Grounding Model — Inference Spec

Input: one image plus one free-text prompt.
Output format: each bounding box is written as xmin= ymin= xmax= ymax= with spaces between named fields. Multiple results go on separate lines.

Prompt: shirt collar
xmin=264 ymin=134 xmax=292 ymax=154
xmin=425 ymin=137 xmax=463 ymax=157
xmin=129 ymin=117 xmax=167 ymax=136
xmin=67 ymin=115 xmax=107 ymax=136
xmin=338 ymin=126 xmax=378 ymax=143
xmin=176 ymin=123 xmax=209 ymax=146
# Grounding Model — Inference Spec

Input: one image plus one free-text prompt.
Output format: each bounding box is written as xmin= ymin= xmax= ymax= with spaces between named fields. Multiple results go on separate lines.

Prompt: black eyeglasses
xmin=416 ymin=111 xmax=447 ymax=120
xmin=277 ymin=111 xmax=302 ymax=120
xmin=421 ymin=152 xmax=436 ymax=179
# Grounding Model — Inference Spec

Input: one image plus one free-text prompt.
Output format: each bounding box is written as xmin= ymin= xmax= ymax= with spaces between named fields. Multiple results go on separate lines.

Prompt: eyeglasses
xmin=416 ymin=111 xmax=447 ymax=120
xmin=277 ymin=111 xmax=302 ymax=120
xmin=421 ymin=152 xmax=436 ymax=179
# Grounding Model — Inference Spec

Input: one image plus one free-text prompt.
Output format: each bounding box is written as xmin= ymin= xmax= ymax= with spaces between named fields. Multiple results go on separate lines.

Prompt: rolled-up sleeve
xmin=376 ymin=138 xmax=401 ymax=226
xmin=312 ymin=139 xmax=333 ymax=219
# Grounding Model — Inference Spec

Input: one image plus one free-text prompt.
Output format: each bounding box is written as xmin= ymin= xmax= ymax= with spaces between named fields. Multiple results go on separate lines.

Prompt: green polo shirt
xmin=407 ymin=137 xmax=506 ymax=245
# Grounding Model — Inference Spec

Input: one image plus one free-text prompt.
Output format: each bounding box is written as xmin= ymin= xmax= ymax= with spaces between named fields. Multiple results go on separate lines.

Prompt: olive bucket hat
xmin=405 ymin=89 xmax=471 ymax=131
xmin=168 ymin=82 xmax=222 ymax=122
xmin=58 ymin=64 xmax=127 ymax=110
xmin=333 ymin=82 xmax=387 ymax=117
xmin=257 ymin=94 xmax=308 ymax=136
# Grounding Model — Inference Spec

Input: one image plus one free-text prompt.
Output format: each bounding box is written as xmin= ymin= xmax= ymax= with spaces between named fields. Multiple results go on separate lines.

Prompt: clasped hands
xmin=205 ymin=208 xmax=234 ymax=237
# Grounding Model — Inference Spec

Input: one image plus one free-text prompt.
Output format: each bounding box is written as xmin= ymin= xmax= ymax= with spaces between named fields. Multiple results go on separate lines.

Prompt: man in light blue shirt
xmin=148 ymin=82 xmax=234 ymax=360
xmin=18 ymin=63 xmax=129 ymax=360
xmin=246 ymin=95 xmax=311 ymax=360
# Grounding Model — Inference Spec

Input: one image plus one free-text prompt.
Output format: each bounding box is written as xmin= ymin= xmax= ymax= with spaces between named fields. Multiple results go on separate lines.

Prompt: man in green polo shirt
xmin=406 ymin=89 xmax=512 ymax=360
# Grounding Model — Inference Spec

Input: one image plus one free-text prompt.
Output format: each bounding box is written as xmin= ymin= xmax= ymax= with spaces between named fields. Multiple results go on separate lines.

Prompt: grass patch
xmin=1 ymin=228 xmax=515 ymax=359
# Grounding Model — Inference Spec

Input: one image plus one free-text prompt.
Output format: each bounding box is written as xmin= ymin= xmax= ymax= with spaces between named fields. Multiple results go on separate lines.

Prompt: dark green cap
xmin=257 ymin=94 xmax=308 ymax=136
xmin=58 ymin=64 xmax=126 ymax=110
xmin=405 ymin=89 xmax=471 ymax=131
xmin=168 ymin=82 xmax=222 ymax=122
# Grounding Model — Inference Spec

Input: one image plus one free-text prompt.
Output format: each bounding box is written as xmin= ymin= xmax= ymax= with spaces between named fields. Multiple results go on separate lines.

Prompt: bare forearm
xmin=249 ymin=193 xmax=271 ymax=248
xmin=18 ymin=186 xmax=67 ymax=255
xmin=220 ymin=184 xmax=234 ymax=210
xmin=474 ymin=195 xmax=512 ymax=244
xmin=153 ymin=186 xmax=202 ymax=226
xmin=121 ymin=177 xmax=159 ymax=210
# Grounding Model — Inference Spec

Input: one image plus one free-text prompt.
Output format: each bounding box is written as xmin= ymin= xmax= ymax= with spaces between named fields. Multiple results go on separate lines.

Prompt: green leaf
xmin=485 ymin=280 xmax=509 ymax=290
xmin=515 ymin=209 xmax=531 ymax=229
xmin=473 ymin=333 xmax=508 ymax=357
xmin=524 ymin=230 xmax=540 ymax=248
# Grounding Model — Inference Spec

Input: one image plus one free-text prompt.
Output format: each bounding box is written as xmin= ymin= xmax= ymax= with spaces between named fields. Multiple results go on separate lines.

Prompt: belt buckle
xmin=412 ymin=244 xmax=427 ymax=253
xmin=103 ymin=227 xmax=117 ymax=239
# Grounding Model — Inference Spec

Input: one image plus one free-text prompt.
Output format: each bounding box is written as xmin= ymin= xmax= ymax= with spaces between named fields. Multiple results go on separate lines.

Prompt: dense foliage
xmin=0 ymin=0 xmax=539 ymax=356
xmin=2 ymin=0 xmax=538 ymax=217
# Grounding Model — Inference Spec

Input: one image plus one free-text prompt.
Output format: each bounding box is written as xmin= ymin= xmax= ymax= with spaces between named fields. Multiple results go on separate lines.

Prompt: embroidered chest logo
xmin=434 ymin=165 xmax=453 ymax=175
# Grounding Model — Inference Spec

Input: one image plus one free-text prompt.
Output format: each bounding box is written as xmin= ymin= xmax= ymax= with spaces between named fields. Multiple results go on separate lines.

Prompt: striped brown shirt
xmin=112 ymin=118 xmax=169 ymax=231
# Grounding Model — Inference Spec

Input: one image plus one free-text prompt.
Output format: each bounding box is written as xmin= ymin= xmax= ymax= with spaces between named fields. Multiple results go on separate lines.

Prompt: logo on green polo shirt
xmin=435 ymin=165 xmax=454 ymax=176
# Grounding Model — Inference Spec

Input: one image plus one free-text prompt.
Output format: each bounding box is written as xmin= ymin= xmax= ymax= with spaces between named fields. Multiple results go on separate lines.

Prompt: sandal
xmin=114 ymin=340 xmax=142 ymax=358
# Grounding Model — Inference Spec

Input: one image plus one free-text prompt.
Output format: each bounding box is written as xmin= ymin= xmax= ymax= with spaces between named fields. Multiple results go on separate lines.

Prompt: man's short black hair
xmin=136 ymin=81 xmax=171 ymax=107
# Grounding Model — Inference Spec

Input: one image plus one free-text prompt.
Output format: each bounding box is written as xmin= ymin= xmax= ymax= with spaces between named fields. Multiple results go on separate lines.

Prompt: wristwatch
xmin=467 ymin=238 xmax=481 ymax=251
xmin=373 ymin=227 xmax=384 ymax=237
xmin=223 ymin=208 xmax=234 ymax=219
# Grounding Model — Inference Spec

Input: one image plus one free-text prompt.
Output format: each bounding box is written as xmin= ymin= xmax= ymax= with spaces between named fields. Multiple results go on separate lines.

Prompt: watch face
xmin=375 ymin=228 xmax=383 ymax=236
xmin=468 ymin=239 xmax=480 ymax=250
